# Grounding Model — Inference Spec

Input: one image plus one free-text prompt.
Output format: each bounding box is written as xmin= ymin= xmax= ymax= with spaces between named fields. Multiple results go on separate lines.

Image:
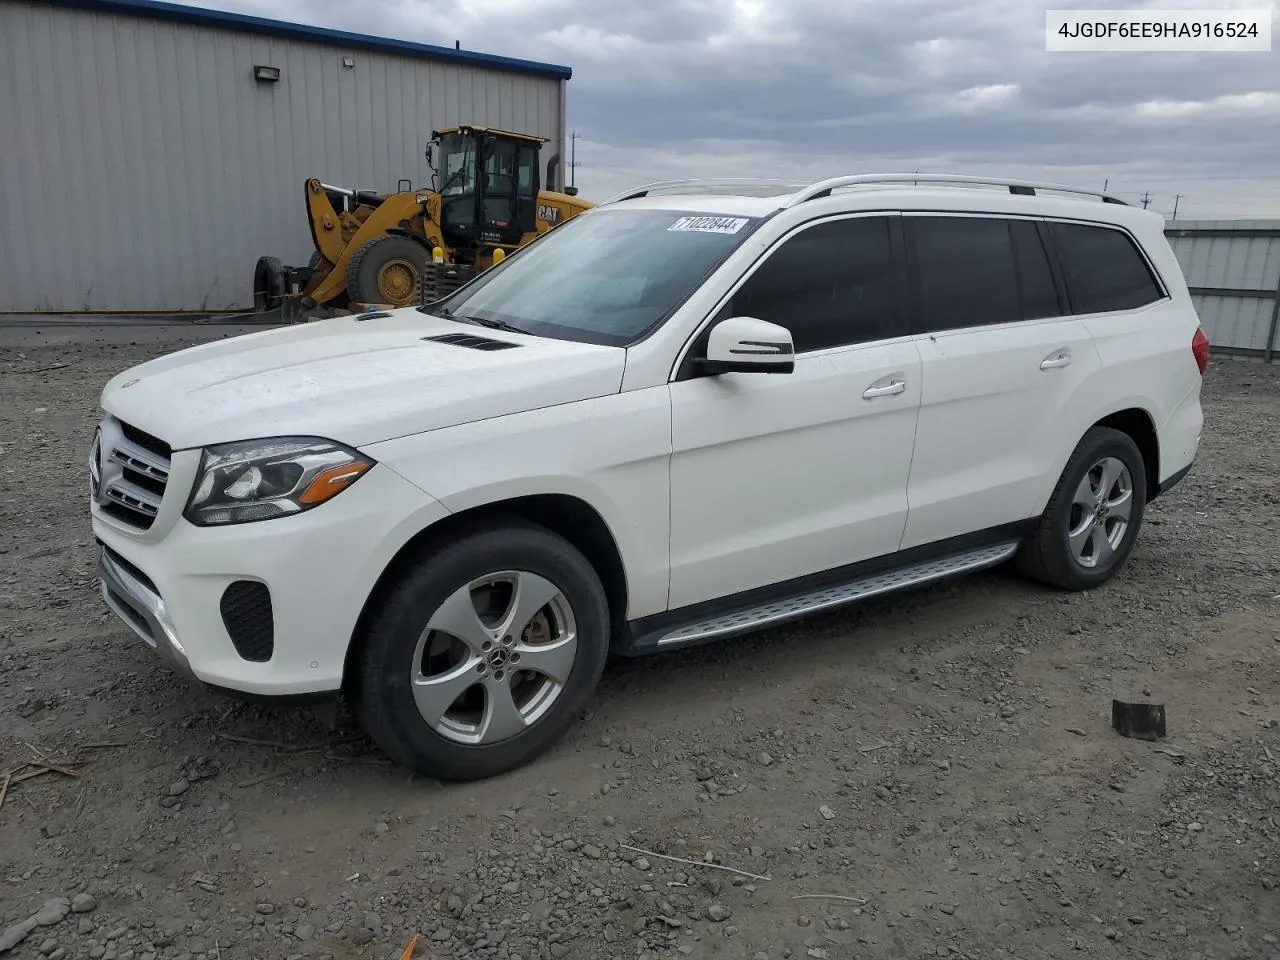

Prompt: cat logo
xmin=537 ymin=203 xmax=562 ymax=225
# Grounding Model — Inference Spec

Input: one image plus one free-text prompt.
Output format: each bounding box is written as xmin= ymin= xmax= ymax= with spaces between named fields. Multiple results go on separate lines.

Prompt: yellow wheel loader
xmin=253 ymin=125 xmax=594 ymax=312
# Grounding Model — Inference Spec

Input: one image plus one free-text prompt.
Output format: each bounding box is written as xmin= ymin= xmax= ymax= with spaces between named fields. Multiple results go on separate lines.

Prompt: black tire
xmin=352 ymin=521 xmax=610 ymax=782
xmin=1016 ymin=426 xmax=1148 ymax=591
xmin=252 ymin=255 xmax=285 ymax=312
xmin=345 ymin=235 xmax=427 ymax=307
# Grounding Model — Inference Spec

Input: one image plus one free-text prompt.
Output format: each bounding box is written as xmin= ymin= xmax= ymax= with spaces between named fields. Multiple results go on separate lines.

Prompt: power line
xmin=567 ymin=130 xmax=581 ymax=188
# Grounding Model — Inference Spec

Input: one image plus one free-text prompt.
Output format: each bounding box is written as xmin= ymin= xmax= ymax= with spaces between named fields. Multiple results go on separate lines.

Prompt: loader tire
xmin=346 ymin=236 xmax=427 ymax=308
xmin=253 ymin=256 xmax=285 ymax=312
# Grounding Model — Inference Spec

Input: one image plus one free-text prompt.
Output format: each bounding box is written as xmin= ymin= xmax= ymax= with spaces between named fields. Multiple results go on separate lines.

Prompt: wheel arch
xmin=1093 ymin=406 xmax=1160 ymax=501
xmin=384 ymin=226 xmax=435 ymax=250
xmin=341 ymin=492 xmax=630 ymax=694
xmin=1035 ymin=404 xmax=1162 ymax=518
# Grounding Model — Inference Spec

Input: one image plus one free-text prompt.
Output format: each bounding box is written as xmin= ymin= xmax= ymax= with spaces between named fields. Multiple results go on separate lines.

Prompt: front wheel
xmin=345 ymin=235 xmax=427 ymax=307
xmin=1016 ymin=426 xmax=1148 ymax=591
xmin=352 ymin=522 xmax=610 ymax=781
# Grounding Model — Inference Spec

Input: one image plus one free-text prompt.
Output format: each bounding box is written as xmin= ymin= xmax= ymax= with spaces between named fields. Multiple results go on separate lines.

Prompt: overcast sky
xmin=187 ymin=0 xmax=1278 ymax=218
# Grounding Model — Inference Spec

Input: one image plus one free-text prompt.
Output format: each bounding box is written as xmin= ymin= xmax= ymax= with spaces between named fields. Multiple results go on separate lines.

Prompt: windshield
xmin=428 ymin=208 xmax=762 ymax=346
xmin=437 ymin=132 xmax=476 ymax=196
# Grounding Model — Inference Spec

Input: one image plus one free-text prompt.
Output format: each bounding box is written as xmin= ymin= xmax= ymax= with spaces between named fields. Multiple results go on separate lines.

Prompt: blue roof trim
xmin=46 ymin=0 xmax=573 ymax=80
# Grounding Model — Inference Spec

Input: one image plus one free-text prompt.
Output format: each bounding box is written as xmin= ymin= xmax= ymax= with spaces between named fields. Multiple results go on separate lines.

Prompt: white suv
xmin=90 ymin=174 xmax=1208 ymax=780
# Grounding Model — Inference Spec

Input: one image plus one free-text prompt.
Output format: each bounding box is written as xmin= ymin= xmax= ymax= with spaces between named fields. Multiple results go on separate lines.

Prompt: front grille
xmin=220 ymin=581 xmax=275 ymax=662
xmin=94 ymin=415 xmax=172 ymax=530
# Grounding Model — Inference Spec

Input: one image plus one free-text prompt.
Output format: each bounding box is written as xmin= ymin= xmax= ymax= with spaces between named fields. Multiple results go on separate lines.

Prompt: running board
xmin=650 ymin=541 xmax=1022 ymax=650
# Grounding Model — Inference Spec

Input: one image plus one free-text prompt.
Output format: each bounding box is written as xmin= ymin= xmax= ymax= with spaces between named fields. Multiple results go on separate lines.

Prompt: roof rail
xmin=603 ymin=178 xmax=812 ymax=205
xmin=781 ymin=173 xmax=1129 ymax=207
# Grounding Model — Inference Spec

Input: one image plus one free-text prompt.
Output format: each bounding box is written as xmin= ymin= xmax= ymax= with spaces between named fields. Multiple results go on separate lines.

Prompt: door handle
xmin=1040 ymin=352 xmax=1072 ymax=370
xmin=863 ymin=380 xmax=906 ymax=399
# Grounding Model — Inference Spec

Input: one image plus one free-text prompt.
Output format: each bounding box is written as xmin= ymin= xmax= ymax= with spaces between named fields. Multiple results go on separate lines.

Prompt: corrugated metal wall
xmin=0 ymin=1 xmax=565 ymax=312
xmin=1164 ymin=220 xmax=1280 ymax=360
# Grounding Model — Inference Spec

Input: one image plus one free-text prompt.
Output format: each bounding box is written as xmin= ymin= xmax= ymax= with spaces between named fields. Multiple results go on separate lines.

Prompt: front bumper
xmin=92 ymin=461 xmax=449 ymax=697
xmin=98 ymin=543 xmax=196 ymax=681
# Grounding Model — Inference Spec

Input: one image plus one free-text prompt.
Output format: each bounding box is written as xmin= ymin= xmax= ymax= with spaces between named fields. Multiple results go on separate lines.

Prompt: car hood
xmin=99 ymin=309 xmax=627 ymax=449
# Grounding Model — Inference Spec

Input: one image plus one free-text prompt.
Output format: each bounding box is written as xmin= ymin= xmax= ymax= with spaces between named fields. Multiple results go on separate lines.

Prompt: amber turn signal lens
xmin=298 ymin=459 xmax=373 ymax=505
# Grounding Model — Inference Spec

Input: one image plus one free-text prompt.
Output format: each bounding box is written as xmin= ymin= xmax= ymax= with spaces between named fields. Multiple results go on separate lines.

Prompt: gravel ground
xmin=2 ymin=325 xmax=1278 ymax=960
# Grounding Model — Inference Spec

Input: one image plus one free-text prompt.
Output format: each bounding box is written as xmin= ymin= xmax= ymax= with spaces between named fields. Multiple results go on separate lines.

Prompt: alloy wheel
xmin=410 ymin=571 xmax=578 ymax=745
xmin=1067 ymin=456 xmax=1134 ymax=570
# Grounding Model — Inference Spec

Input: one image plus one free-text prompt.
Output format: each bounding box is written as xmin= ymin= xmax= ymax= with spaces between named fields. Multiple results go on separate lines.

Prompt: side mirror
xmin=425 ymin=143 xmax=435 ymax=166
xmin=697 ymin=316 xmax=795 ymax=375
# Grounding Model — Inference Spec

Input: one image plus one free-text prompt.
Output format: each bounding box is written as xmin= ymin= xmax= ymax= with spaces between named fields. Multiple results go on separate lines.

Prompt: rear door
xmin=899 ymin=213 xmax=1102 ymax=550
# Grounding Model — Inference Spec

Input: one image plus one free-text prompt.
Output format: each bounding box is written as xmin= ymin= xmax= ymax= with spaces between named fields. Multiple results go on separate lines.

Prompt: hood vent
xmin=422 ymin=332 xmax=520 ymax=352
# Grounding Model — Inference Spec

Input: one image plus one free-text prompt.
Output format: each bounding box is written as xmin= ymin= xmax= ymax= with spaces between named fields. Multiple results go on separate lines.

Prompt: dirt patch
xmin=2 ymin=331 xmax=1279 ymax=960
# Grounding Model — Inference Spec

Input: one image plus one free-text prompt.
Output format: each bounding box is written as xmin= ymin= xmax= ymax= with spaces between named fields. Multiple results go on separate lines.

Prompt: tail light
xmin=1191 ymin=327 xmax=1210 ymax=375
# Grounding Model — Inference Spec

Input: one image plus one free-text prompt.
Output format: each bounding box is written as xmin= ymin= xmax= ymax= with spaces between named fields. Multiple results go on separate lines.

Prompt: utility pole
xmin=1140 ymin=191 xmax=1152 ymax=209
xmin=1171 ymin=194 xmax=1182 ymax=220
xmin=567 ymin=130 xmax=581 ymax=189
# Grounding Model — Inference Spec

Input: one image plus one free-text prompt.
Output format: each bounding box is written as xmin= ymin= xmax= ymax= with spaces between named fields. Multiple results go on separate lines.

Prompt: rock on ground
xmin=0 ymin=330 xmax=1277 ymax=958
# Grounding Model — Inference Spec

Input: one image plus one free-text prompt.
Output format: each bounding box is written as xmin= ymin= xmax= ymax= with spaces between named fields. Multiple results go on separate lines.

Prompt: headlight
xmin=184 ymin=437 xmax=375 ymax=526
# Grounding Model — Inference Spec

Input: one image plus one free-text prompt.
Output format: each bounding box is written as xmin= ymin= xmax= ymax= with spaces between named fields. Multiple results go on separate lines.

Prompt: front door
xmin=667 ymin=214 xmax=922 ymax=610
xmin=478 ymin=137 xmax=537 ymax=245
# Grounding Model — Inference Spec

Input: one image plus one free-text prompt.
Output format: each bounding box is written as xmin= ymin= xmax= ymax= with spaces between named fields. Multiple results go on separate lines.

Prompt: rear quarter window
xmin=1051 ymin=222 xmax=1165 ymax=315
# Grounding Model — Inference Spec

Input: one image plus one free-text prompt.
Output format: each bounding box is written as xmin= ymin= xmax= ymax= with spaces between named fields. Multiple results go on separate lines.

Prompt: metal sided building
xmin=1164 ymin=220 xmax=1280 ymax=362
xmin=0 ymin=0 xmax=573 ymax=313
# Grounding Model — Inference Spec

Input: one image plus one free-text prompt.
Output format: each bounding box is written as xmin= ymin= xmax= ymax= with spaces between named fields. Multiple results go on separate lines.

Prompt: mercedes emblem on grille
xmin=90 ymin=421 xmax=127 ymax=507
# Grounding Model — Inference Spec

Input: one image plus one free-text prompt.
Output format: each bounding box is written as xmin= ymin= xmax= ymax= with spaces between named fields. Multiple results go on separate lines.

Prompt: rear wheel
xmin=252 ymin=255 xmax=285 ymax=312
xmin=346 ymin=235 xmax=427 ymax=307
xmin=353 ymin=522 xmax=610 ymax=781
xmin=1016 ymin=426 xmax=1148 ymax=591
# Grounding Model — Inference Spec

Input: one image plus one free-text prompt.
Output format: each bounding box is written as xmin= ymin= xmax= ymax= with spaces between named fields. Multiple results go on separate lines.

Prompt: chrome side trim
xmin=655 ymin=541 xmax=1021 ymax=647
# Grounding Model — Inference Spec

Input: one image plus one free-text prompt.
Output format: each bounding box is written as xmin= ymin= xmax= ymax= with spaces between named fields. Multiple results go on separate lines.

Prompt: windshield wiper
xmin=419 ymin=304 xmax=528 ymax=335
xmin=460 ymin=315 xmax=527 ymax=335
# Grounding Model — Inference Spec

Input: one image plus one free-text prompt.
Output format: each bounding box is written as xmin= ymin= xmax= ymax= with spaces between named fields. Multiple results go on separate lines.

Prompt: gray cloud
xmin=186 ymin=0 xmax=1280 ymax=217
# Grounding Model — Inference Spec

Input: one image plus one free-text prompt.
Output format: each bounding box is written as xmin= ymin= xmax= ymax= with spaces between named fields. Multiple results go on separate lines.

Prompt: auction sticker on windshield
xmin=668 ymin=216 xmax=750 ymax=234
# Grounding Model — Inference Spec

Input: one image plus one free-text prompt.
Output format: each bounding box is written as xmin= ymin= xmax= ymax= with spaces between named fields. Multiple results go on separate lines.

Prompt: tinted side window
xmin=1010 ymin=219 xmax=1063 ymax=320
xmin=729 ymin=216 xmax=900 ymax=351
xmin=910 ymin=216 xmax=1020 ymax=331
xmin=517 ymin=144 xmax=537 ymax=195
xmin=1052 ymin=222 xmax=1163 ymax=314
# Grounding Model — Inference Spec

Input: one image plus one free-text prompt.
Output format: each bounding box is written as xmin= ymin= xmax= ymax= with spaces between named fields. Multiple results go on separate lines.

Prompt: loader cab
xmin=430 ymin=125 xmax=542 ymax=258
